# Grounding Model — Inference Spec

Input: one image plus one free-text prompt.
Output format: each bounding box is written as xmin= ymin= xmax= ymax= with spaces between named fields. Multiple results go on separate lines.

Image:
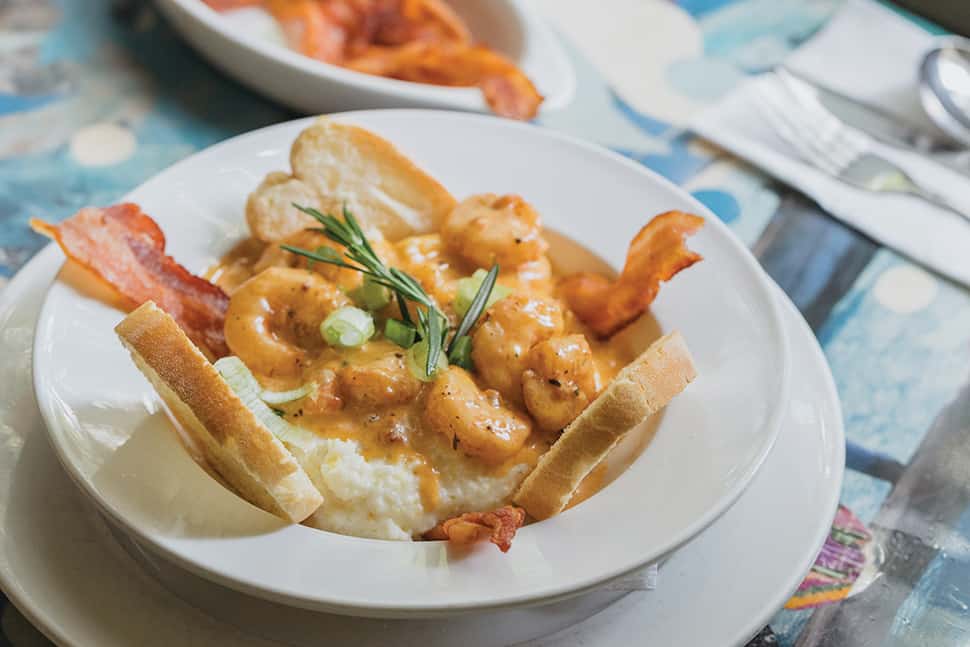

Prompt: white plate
xmin=155 ymin=0 xmax=575 ymax=115
xmin=32 ymin=111 xmax=790 ymax=616
xmin=1 ymin=249 xmax=840 ymax=646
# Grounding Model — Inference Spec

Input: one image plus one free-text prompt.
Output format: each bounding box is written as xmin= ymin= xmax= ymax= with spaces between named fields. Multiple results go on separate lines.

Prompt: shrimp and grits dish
xmin=32 ymin=119 xmax=701 ymax=552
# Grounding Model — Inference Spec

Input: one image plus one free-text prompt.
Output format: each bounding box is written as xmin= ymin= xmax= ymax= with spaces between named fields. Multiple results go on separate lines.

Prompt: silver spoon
xmin=919 ymin=37 xmax=970 ymax=148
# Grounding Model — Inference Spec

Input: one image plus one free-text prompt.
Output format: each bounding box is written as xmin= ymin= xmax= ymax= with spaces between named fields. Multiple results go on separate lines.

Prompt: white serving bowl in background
xmin=154 ymin=0 xmax=576 ymax=115
xmin=33 ymin=110 xmax=790 ymax=618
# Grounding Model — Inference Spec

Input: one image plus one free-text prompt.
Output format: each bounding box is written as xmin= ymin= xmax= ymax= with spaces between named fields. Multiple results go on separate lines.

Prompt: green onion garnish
xmin=447 ymin=264 xmax=499 ymax=355
xmin=283 ymin=205 xmax=501 ymax=379
xmin=349 ymin=275 xmax=391 ymax=311
xmin=454 ymin=268 xmax=511 ymax=318
xmin=385 ymin=318 xmax=417 ymax=348
xmin=260 ymin=382 xmax=315 ymax=404
xmin=214 ymin=356 xmax=314 ymax=446
xmin=320 ymin=305 xmax=375 ymax=348
xmin=406 ymin=338 xmax=448 ymax=382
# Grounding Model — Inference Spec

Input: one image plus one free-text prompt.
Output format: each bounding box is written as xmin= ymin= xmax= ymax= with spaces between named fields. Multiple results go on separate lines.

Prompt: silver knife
xmin=780 ymin=67 xmax=970 ymax=176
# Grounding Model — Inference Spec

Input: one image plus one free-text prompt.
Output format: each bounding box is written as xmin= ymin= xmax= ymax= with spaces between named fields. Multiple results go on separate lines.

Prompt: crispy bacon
xmin=264 ymin=0 xmax=348 ymax=63
xmin=31 ymin=204 xmax=230 ymax=358
xmin=424 ymin=505 xmax=526 ymax=552
xmin=204 ymin=0 xmax=541 ymax=119
xmin=346 ymin=42 xmax=543 ymax=120
xmin=562 ymin=211 xmax=704 ymax=338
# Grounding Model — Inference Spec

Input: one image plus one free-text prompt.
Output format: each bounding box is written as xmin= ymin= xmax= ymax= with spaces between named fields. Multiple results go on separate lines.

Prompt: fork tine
xmin=761 ymin=72 xmax=874 ymax=173
xmin=753 ymin=75 xmax=842 ymax=175
xmin=769 ymin=75 xmax=859 ymax=169
xmin=757 ymin=72 xmax=969 ymax=218
xmin=776 ymin=69 xmax=870 ymax=159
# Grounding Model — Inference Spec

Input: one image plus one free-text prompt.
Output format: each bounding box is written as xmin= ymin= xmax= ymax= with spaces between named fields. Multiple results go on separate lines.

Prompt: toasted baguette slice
xmin=289 ymin=118 xmax=456 ymax=240
xmin=245 ymin=171 xmax=339 ymax=243
xmin=115 ymin=302 xmax=324 ymax=523
xmin=514 ymin=332 xmax=696 ymax=520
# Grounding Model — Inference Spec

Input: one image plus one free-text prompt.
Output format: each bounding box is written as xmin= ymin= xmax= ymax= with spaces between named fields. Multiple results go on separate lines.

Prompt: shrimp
xmin=504 ymin=256 xmax=553 ymax=297
xmin=301 ymin=366 xmax=343 ymax=414
xmin=255 ymin=227 xmax=399 ymax=292
xmin=522 ymin=335 xmax=599 ymax=432
xmin=339 ymin=349 xmax=423 ymax=407
xmin=441 ymin=194 xmax=548 ymax=269
xmin=470 ymin=294 xmax=564 ymax=404
xmin=224 ymin=267 xmax=350 ymax=378
xmin=423 ymin=367 xmax=532 ymax=464
xmin=395 ymin=233 xmax=464 ymax=312
xmin=255 ymin=229 xmax=361 ymax=291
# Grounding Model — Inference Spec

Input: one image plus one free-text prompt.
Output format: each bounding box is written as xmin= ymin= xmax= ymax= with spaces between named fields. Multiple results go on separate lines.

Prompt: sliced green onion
xmin=260 ymin=382 xmax=315 ymax=405
xmin=454 ymin=268 xmax=511 ymax=318
xmin=214 ymin=356 xmax=314 ymax=446
xmin=448 ymin=264 xmax=499 ymax=355
xmin=447 ymin=335 xmax=474 ymax=371
xmin=385 ymin=318 xmax=417 ymax=348
xmin=320 ymin=306 xmax=375 ymax=348
xmin=406 ymin=339 xmax=448 ymax=382
xmin=349 ymin=275 xmax=391 ymax=311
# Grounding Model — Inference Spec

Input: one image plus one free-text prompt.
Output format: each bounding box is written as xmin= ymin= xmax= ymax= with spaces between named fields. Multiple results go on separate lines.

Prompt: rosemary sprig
xmin=284 ymin=205 xmax=435 ymax=310
xmin=282 ymin=204 xmax=498 ymax=378
xmin=447 ymin=264 xmax=498 ymax=355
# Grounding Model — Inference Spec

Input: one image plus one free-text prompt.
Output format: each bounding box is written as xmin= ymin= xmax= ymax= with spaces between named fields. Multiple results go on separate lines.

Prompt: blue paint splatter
xmin=0 ymin=93 xmax=60 ymax=116
xmin=691 ymin=189 xmax=740 ymax=223
xmin=614 ymin=144 xmax=711 ymax=185
xmin=675 ymin=0 xmax=737 ymax=17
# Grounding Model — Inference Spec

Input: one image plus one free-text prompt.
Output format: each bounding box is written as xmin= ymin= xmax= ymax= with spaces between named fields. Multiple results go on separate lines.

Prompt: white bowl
xmin=33 ymin=111 xmax=790 ymax=618
xmin=155 ymin=0 xmax=576 ymax=115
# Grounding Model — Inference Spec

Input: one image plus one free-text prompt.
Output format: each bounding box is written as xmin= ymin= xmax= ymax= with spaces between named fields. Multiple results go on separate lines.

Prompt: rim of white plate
xmin=32 ymin=110 xmax=792 ymax=615
xmin=0 ymin=249 xmax=839 ymax=647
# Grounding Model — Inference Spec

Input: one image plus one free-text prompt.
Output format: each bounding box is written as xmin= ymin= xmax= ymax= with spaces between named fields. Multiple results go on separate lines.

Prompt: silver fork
xmin=754 ymin=69 xmax=969 ymax=221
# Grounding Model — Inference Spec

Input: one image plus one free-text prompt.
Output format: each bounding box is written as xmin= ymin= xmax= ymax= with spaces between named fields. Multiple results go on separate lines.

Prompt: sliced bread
xmin=514 ymin=332 xmax=696 ymax=520
xmin=289 ymin=118 xmax=456 ymax=240
xmin=245 ymin=171 xmax=339 ymax=242
xmin=115 ymin=301 xmax=324 ymax=523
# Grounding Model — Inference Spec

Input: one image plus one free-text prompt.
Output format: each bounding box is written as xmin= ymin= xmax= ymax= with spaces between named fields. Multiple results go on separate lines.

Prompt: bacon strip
xmin=31 ymin=204 xmax=230 ymax=358
xmin=562 ymin=211 xmax=704 ymax=338
xmin=204 ymin=0 xmax=541 ymax=120
xmin=346 ymin=42 xmax=543 ymax=120
xmin=264 ymin=0 xmax=348 ymax=64
xmin=424 ymin=505 xmax=526 ymax=553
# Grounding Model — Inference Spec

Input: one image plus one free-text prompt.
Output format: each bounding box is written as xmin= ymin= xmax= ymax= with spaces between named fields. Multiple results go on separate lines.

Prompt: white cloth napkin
xmin=690 ymin=0 xmax=970 ymax=287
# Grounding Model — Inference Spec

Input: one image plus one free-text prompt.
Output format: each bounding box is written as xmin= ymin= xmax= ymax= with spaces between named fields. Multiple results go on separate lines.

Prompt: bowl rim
xmin=32 ymin=110 xmax=791 ymax=616
xmin=159 ymin=0 xmax=577 ymax=112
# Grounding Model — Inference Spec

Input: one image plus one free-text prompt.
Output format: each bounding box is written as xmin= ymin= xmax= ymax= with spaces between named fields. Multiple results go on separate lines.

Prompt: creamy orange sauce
xmin=208 ymin=228 xmax=651 ymax=518
xmin=205 ymin=238 xmax=267 ymax=293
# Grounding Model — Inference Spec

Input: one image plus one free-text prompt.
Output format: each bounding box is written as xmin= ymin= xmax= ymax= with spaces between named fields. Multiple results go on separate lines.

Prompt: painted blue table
xmin=2 ymin=1 xmax=969 ymax=645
